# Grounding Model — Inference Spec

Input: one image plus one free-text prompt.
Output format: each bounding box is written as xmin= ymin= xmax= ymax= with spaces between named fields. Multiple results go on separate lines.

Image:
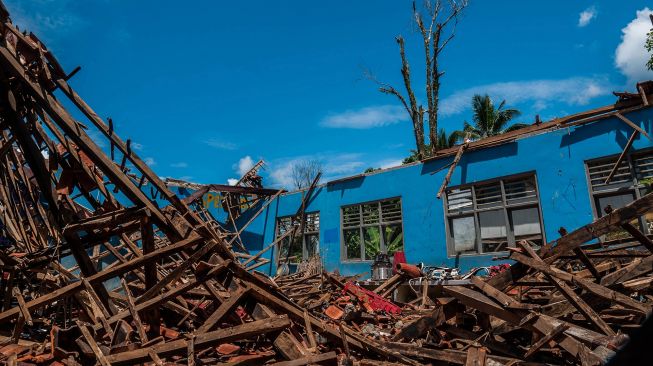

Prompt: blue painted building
xmin=176 ymin=89 xmax=653 ymax=278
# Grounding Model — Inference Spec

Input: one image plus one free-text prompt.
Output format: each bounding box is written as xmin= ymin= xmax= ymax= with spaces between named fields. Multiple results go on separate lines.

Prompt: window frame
xmin=339 ymin=197 xmax=405 ymax=262
xmin=443 ymin=172 xmax=546 ymax=257
xmin=585 ymin=148 xmax=653 ymax=234
xmin=275 ymin=211 xmax=320 ymax=264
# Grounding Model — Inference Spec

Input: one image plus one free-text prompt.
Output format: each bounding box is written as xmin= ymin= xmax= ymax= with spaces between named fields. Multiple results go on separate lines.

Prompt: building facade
xmin=180 ymin=92 xmax=653 ymax=278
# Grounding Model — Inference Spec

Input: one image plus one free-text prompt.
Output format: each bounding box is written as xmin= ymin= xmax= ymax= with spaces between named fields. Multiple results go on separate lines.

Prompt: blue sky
xmin=5 ymin=0 xmax=653 ymax=188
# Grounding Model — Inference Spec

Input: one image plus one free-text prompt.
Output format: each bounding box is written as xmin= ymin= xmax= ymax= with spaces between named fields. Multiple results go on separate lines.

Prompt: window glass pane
xmin=362 ymin=203 xmax=380 ymax=225
xmin=451 ymin=216 xmax=476 ymax=253
xmin=475 ymin=182 xmax=503 ymax=209
xmin=447 ymin=188 xmax=473 ymax=213
xmin=511 ymin=207 xmax=542 ymax=236
xmin=305 ymin=233 xmax=319 ymax=258
xmin=383 ymin=224 xmax=403 ymax=255
xmin=479 ymin=209 xmax=507 ymax=238
xmin=344 ymin=229 xmax=361 ymax=260
xmin=511 ymin=207 xmax=543 ymax=247
xmin=596 ymin=193 xmax=635 ymax=216
xmin=479 ymin=209 xmax=508 ymax=252
xmin=363 ymin=226 xmax=381 ymax=260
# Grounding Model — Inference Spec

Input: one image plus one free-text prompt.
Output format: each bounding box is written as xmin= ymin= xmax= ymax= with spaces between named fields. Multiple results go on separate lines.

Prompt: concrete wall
xmin=191 ymin=109 xmax=653 ymax=278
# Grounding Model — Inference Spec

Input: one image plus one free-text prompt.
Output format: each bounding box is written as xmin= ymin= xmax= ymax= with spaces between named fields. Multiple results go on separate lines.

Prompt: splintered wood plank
xmin=274 ymin=331 xmax=307 ymax=360
xmin=524 ymin=323 xmax=569 ymax=359
xmin=269 ymin=351 xmax=337 ymax=366
xmin=303 ymin=309 xmax=317 ymax=350
xmin=572 ymin=247 xmax=601 ymax=280
xmin=11 ymin=288 xmax=31 ymax=326
xmin=105 ymin=315 xmax=291 ymax=365
xmin=510 ymin=252 xmax=648 ymax=313
xmin=489 ymin=191 xmax=653 ymax=291
xmin=464 ymin=347 xmax=486 ymax=366
xmin=120 ymin=278 xmax=148 ymax=342
xmin=0 ymin=234 xmax=203 ymax=325
xmin=196 ymin=285 xmax=250 ymax=333
xmin=373 ymin=274 xmax=403 ymax=294
xmin=77 ymin=321 xmax=111 ymax=366
xmin=601 ymin=254 xmax=653 ymax=286
xmin=516 ymin=242 xmax=615 ymax=336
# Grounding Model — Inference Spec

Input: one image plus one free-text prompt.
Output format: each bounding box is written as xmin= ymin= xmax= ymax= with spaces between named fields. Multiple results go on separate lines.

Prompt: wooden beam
xmin=269 ymin=351 xmax=337 ymax=366
xmin=105 ymin=316 xmax=291 ymax=365
xmin=437 ymin=140 xmax=469 ymax=198
xmin=605 ymin=129 xmax=638 ymax=184
xmin=510 ymin=252 xmax=648 ymax=312
xmin=615 ymin=112 xmax=650 ymax=140
xmin=77 ymin=321 xmax=112 ymax=366
xmin=524 ymin=323 xmax=569 ymax=359
xmin=120 ymin=278 xmax=148 ymax=342
xmin=601 ymin=254 xmax=653 ymax=287
xmin=196 ymin=286 xmax=250 ymax=333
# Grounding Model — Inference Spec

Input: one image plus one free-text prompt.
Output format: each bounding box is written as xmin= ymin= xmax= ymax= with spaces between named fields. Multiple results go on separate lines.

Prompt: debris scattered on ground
xmin=0 ymin=1 xmax=649 ymax=365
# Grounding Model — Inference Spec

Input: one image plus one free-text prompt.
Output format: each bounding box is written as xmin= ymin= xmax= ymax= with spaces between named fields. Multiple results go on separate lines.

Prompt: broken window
xmin=445 ymin=174 xmax=544 ymax=255
xmin=341 ymin=198 xmax=404 ymax=261
xmin=275 ymin=212 xmax=320 ymax=264
xmin=586 ymin=149 xmax=653 ymax=238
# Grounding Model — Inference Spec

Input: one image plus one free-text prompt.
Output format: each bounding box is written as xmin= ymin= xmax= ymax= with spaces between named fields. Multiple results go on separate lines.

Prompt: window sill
xmin=340 ymin=259 xmax=374 ymax=264
xmin=446 ymin=251 xmax=509 ymax=259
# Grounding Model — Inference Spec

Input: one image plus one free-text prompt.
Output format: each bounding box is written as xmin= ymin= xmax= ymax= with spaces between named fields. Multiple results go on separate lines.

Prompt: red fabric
xmin=392 ymin=251 xmax=406 ymax=274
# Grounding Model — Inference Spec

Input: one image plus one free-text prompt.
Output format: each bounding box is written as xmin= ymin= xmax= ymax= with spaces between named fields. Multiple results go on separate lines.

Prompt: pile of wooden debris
xmin=0 ymin=1 xmax=650 ymax=365
xmin=279 ymin=215 xmax=653 ymax=365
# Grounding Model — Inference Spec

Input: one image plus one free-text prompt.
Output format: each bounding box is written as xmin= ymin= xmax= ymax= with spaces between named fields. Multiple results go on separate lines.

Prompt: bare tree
xmin=291 ymin=159 xmax=322 ymax=190
xmin=372 ymin=0 xmax=467 ymax=159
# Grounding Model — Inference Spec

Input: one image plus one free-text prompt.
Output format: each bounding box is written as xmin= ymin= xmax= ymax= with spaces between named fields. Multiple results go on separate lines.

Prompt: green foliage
xmin=453 ymin=94 xmax=526 ymax=140
xmin=647 ymin=27 xmax=653 ymax=71
xmin=402 ymin=150 xmax=421 ymax=164
xmin=640 ymin=177 xmax=653 ymax=186
xmin=364 ymin=167 xmax=380 ymax=173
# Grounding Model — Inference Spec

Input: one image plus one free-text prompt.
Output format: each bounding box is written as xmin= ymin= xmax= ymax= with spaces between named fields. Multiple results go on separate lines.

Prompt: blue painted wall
xmin=200 ymin=109 xmax=653 ymax=278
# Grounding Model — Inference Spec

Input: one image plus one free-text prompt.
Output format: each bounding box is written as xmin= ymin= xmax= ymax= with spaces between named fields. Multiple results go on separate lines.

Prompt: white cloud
xmin=269 ymin=153 xmax=365 ymax=188
xmin=131 ymin=142 xmax=143 ymax=150
xmin=615 ymin=8 xmax=653 ymax=83
xmin=320 ymin=105 xmax=408 ymax=129
xmin=378 ymin=159 xmax=403 ymax=169
xmin=144 ymin=157 xmax=156 ymax=166
xmin=234 ymin=155 xmax=255 ymax=176
xmin=439 ymin=77 xmax=612 ymax=116
xmin=578 ymin=6 xmax=597 ymax=27
xmin=227 ymin=178 xmax=239 ymax=186
xmin=204 ymin=138 xmax=237 ymax=150
xmin=170 ymin=162 xmax=188 ymax=168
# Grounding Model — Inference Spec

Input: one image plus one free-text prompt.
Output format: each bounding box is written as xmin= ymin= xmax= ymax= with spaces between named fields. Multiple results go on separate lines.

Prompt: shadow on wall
xmin=240 ymin=231 xmax=265 ymax=252
xmin=326 ymin=176 xmax=364 ymax=197
xmin=560 ymin=112 xmax=653 ymax=149
xmin=420 ymin=142 xmax=519 ymax=185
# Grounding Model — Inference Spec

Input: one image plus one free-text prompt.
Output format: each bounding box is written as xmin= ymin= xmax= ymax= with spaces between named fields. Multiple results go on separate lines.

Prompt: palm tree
xmin=434 ymin=128 xmax=459 ymax=150
xmin=403 ymin=128 xmax=458 ymax=164
xmin=456 ymin=94 xmax=527 ymax=140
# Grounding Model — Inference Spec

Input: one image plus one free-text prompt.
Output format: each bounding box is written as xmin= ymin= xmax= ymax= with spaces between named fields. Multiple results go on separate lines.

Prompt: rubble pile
xmin=0 ymin=1 xmax=649 ymax=365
